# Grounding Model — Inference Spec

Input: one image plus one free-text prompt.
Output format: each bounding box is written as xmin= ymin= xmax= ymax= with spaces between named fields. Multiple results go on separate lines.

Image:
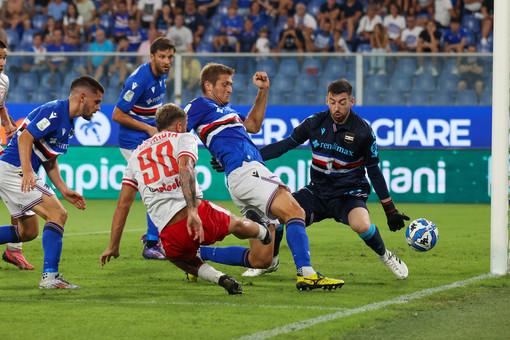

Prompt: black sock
xmin=146 ymin=240 xmax=158 ymax=248
xmin=273 ymin=227 xmax=284 ymax=257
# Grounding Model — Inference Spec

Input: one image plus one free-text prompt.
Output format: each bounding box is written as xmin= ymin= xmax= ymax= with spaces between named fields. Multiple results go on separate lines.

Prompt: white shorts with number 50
xmin=0 ymin=160 xmax=54 ymax=218
xmin=227 ymin=161 xmax=288 ymax=223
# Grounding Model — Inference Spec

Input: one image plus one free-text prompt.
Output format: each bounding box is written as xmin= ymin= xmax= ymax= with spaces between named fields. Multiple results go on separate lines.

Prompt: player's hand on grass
xmin=63 ymin=189 xmax=86 ymax=210
xmin=100 ymin=248 xmax=119 ymax=266
xmin=382 ymin=199 xmax=410 ymax=232
xmin=253 ymin=71 xmax=270 ymax=90
xmin=187 ymin=211 xmax=204 ymax=243
xmin=210 ymin=157 xmax=225 ymax=172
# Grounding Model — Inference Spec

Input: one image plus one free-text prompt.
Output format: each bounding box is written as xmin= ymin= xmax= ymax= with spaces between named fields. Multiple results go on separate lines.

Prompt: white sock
xmin=7 ymin=242 xmax=22 ymax=251
xmin=298 ymin=266 xmax=315 ymax=277
xmin=197 ymin=263 xmax=225 ymax=284
xmin=256 ymin=224 xmax=267 ymax=241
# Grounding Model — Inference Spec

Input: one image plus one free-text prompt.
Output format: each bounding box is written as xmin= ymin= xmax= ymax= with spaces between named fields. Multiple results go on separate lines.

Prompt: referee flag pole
xmin=490 ymin=0 xmax=509 ymax=275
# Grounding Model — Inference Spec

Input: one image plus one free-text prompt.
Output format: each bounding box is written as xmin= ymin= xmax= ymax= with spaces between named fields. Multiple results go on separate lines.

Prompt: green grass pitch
xmin=1 ymin=200 xmax=509 ymax=339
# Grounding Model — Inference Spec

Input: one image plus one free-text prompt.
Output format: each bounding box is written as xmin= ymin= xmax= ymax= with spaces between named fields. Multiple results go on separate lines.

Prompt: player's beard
xmin=155 ymin=61 xmax=170 ymax=77
xmin=211 ymin=89 xmax=229 ymax=106
xmin=81 ymin=102 xmax=94 ymax=121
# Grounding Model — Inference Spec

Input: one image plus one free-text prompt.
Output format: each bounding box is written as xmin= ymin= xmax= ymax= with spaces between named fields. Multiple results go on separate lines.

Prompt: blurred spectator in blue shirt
xmin=47 ymin=0 xmax=68 ymax=24
xmin=196 ymin=0 xmax=220 ymax=19
xmin=77 ymin=28 xmax=114 ymax=81
xmin=154 ymin=3 xmax=173 ymax=36
xmin=46 ymin=28 xmax=72 ymax=80
xmin=114 ymin=1 xmax=131 ymax=38
xmin=126 ymin=16 xmax=147 ymax=50
xmin=213 ymin=3 xmax=243 ymax=52
xmin=306 ymin=19 xmax=334 ymax=52
xmin=21 ymin=32 xmax=48 ymax=78
xmin=236 ymin=17 xmax=258 ymax=52
xmin=88 ymin=14 xmax=106 ymax=43
xmin=443 ymin=18 xmax=466 ymax=53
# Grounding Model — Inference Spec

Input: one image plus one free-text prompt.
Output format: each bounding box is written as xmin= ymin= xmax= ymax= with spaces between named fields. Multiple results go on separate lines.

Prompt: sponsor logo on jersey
xmin=123 ymin=90 xmax=135 ymax=102
xmin=132 ymin=82 xmax=138 ymax=90
xmin=36 ymin=118 xmax=50 ymax=131
xmin=62 ymin=128 xmax=66 ymax=136
xmin=147 ymin=178 xmax=181 ymax=193
xmin=344 ymin=132 xmax=355 ymax=143
xmin=321 ymin=128 xmax=326 ymax=135
xmin=151 ymin=87 xmax=155 ymax=93
xmin=50 ymin=111 xmax=58 ymax=119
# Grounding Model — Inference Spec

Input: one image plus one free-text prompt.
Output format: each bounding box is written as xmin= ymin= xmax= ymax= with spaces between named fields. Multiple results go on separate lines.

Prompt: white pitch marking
xmin=237 ymin=273 xmax=495 ymax=340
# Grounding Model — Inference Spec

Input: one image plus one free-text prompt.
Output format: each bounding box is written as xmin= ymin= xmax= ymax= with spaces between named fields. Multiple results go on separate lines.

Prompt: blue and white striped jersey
xmin=185 ymin=97 xmax=264 ymax=176
xmin=116 ymin=62 xmax=167 ymax=150
xmin=0 ymin=99 xmax=73 ymax=171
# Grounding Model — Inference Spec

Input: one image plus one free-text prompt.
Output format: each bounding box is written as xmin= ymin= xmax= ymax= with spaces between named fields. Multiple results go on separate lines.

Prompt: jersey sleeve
xmin=115 ymin=67 xmax=146 ymax=113
xmin=177 ymin=133 xmax=199 ymax=164
xmin=289 ymin=116 xmax=312 ymax=144
xmin=122 ymin=160 xmax=139 ymax=190
xmin=184 ymin=98 xmax=209 ymax=132
xmin=363 ymin=126 xmax=380 ymax=168
xmin=25 ymin=106 xmax=59 ymax=140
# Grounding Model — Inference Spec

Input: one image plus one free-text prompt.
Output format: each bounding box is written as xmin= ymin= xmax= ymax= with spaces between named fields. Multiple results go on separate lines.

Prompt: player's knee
xmin=19 ymin=228 xmax=38 ymax=242
xmin=48 ymin=207 xmax=68 ymax=226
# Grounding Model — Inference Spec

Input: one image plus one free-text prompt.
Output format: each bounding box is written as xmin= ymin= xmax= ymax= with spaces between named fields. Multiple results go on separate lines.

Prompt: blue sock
xmin=42 ymin=222 xmax=64 ymax=273
xmin=285 ymin=218 xmax=310 ymax=270
xmin=146 ymin=213 xmax=159 ymax=241
xmin=199 ymin=246 xmax=251 ymax=267
xmin=0 ymin=225 xmax=20 ymax=244
xmin=359 ymin=224 xmax=386 ymax=256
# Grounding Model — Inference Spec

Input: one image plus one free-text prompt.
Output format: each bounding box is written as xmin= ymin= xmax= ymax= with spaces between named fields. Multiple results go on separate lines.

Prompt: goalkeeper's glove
xmin=210 ymin=157 xmax=225 ymax=172
xmin=382 ymin=199 xmax=410 ymax=232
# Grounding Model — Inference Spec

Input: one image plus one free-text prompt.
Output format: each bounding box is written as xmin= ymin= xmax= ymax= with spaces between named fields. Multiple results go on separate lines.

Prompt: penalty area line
xmin=237 ymin=273 xmax=495 ymax=340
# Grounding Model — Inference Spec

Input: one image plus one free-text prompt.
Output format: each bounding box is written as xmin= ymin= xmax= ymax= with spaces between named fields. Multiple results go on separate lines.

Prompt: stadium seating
xmin=40 ymin=73 xmax=61 ymax=89
xmin=365 ymin=74 xmax=388 ymax=93
xmin=433 ymin=90 xmax=455 ymax=106
xmin=363 ymin=90 xmax=382 ymax=106
xmin=5 ymin=30 xmax=19 ymax=50
xmin=307 ymin=0 xmax=325 ymax=17
xmin=394 ymin=58 xmax=417 ymax=77
xmin=296 ymin=74 xmax=318 ymax=96
xmin=100 ymin=14 xmax=115 ymax=37
xmin=455 ymin=90 xmax=478 ymax=106
xmin=195 ymin=42 xmax=215 ymax=53
xmin=209 ymin=14 xmax=224 ymax=34
xmin=322 ymin=58 xmax=346 ymax=77
xmin=382 ymin=91 xmax=406 ymax=106
xmin=31 ymin=89 xmax=53 ymax=103
xmin=16 ymin=72 xmax=38 ymax=91
xmin=20 ymin=29 xmax=38 ymax=50
xmin=407 ymin=90 xmax=430 ymax=106
xmin=7 ymin=86 xmax=28 ymax=103
xmin=255 ymin=58 xmax=277 ymax=78
xmin=478 ymin=93 xmax=491 ymax=106
xmin=301 ymin=57 xmax=323 ymax=76
xmin=271 ymin=75 xmax=293 ymax=97
xmin=277 ymin=58 xmax=300 ymax=79
xmin=412 ymin=74 xmax=436 ymax=94
xmin=436 ymin=74 xmax=460 ymax=93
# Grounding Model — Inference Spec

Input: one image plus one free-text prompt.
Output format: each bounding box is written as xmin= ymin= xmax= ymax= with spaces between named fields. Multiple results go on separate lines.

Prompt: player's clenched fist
xmin=253 ymin=72 xmax=270 ymax=90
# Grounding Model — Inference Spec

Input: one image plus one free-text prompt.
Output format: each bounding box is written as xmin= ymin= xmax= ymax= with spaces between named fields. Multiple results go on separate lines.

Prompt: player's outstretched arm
xmin=244 ymin=72 xmax=270 ymax=133
xmin=43 ymin=158 xmax=86 ymax=210
xmin=100 ymin=184 xmax=138 ymax=266
xmin=112 ymin=106 xmax=158 ymax=136
xmin=178 ymin=155 xmax=204 ymax=243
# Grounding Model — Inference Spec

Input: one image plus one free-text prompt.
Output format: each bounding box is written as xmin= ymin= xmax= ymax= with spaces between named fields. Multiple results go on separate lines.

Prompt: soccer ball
xmin=405 ymin=218 xmax=438 ymax=252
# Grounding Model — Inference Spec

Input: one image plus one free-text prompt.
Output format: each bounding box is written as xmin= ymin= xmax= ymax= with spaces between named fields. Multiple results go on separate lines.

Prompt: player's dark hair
xmin=156 ymin=103 xmax=187 ymax=131
xmin=327 ymin=78 xmax=352 ymax=97
xmin=200 ymin=63 xmax=235 ymax=93
xmin=150 ymin=37 xmax=175 ymax=55
xmin=0 ymin=40 xmax=6 ymax=49
xmin=70 ymin=75 xmax=105 ymax=94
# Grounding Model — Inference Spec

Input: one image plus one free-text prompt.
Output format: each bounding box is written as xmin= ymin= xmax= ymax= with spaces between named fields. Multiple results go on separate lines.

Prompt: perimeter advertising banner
xmin=39 ymin=147 xmax=491 ymax=203
xmin=0 ymin=104 xmax=492 ymax=149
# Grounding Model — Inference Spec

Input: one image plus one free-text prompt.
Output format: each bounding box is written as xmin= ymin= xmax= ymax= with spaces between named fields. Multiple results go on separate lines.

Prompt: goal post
xmin=490 ymin=0 xmax=509 ymax=275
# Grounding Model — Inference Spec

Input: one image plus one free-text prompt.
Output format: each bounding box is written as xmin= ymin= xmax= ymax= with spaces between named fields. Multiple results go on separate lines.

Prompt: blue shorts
xmin=292 ymin=185 xmax=368 ymax=227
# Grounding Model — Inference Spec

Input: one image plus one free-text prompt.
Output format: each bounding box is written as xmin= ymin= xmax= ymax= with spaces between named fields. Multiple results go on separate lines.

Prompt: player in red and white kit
xmin=100 ymin=103 xmax=271 ymax=294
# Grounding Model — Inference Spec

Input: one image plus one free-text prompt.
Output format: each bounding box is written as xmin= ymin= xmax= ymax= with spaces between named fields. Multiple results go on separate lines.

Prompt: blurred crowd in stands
xmin=0 ymin=0 xmax=494 ymax=106
xmin=0 ymin=0 xmax=494 ymax=54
